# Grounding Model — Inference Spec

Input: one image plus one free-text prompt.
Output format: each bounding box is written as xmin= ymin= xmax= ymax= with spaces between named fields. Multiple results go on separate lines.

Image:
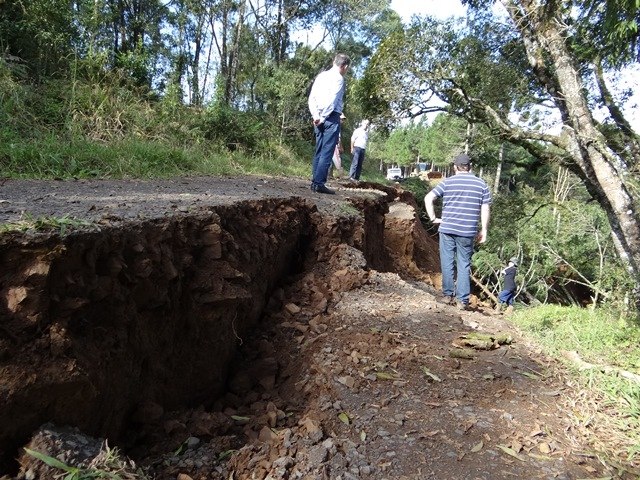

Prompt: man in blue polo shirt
xmin=424 ymin=154 xmax=492 ymax=310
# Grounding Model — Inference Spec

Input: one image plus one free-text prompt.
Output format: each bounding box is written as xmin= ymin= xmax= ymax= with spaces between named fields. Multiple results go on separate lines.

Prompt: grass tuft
xmin=24 ymin=443 xmax=150 ymax=479
xmin=0 ymin=214 xmax=94 ymax=234
xmin=512 ymin=305 xmax=640 ymax=472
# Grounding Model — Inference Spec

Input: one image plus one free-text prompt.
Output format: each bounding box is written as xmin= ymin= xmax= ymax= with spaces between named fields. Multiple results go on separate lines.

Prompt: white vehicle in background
xmin=386 ymin=166 xmax=404 ymax=181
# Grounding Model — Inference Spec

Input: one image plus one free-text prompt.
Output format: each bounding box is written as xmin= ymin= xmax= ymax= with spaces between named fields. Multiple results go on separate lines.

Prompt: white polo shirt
xmin=308 ymin=66 xmax=345 ymax=124
xmin=351 ymin=126 xmax=368 ymax=149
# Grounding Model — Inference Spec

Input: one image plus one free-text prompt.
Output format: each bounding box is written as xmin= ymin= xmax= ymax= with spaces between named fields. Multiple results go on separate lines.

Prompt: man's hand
xmin=476 ymin=229 xmax=487 ymax=244
xmin=313 ymin=119 xmax=321 ymax=126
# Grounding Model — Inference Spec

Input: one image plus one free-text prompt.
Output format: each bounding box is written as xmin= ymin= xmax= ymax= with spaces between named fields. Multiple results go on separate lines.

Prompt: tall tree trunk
xmin=503 ymin=0 xmax=640 ymax=300
xmin=191 ymin=31 xmax=202 ymax=106
xmin=464 ymin=122 xmax=472 ymax=154
xmin=494 ymin=142 xmax=503 ymax=195
xmin=224 ymin=0 xmax=245 ymax=105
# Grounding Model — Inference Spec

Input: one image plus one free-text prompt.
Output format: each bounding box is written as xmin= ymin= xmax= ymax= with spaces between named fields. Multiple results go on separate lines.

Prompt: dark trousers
xmin=498 ymin=289 xmax=515 ymax=306
xmin=312 ymin=112 xmax=341 ymax=187
xmin=349 ymin=147 xmax=365 ymax=180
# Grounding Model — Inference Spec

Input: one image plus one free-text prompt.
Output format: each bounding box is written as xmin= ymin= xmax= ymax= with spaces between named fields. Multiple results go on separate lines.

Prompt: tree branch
xmin=562 ymin=350 xmax=640 ymax=385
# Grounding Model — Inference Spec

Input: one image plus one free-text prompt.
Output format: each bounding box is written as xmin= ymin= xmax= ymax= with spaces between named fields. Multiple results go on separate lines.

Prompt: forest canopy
xmin=1 ymin=0 xmax=639 ymax=309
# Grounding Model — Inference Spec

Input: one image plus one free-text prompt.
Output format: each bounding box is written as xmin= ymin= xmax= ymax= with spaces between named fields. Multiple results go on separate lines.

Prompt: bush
xmin=199 ymin=104 xmax=272 ymax=153
xmin=511 ymin=304 xmax=640 ymax=466
xmin=475 ymin=185 xmax=634 ymax=307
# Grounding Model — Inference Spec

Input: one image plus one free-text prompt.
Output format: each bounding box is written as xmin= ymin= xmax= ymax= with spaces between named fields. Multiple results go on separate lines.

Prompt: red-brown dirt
xmin=0 ymin=176 xmax=631 ymax=479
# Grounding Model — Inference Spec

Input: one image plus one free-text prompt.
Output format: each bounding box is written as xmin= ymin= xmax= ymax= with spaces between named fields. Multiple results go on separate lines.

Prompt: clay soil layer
xmin=0 ymin=176 xmax=628 ymax=479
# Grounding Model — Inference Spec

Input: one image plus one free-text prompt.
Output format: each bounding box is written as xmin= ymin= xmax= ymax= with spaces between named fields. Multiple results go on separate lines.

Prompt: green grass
xmin=0 ymin=214 xmax=94 ymax=234
xmin=338 ymin=203 xmax=361 ymax=216
xmin=511 ymin=305 xmax=640 ymax=468
xmin=0 ymin=130 xmax=312 ymax=180
xmin=513 ymin=305 xmax=640 ymax=369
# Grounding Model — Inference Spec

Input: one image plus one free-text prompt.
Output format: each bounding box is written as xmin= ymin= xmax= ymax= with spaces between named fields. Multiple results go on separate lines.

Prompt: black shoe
xmin=315 ymin=185 xmax=335 ymax=194
xmin=310 ymin=184 xmax=317 ymax=192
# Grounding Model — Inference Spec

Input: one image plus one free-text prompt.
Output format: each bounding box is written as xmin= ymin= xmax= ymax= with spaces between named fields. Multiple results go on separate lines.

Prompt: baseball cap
xmin=509 ymin=257 xmax=519 ymax=266
xmin=453 ymin=154 xmax=471 ymax=166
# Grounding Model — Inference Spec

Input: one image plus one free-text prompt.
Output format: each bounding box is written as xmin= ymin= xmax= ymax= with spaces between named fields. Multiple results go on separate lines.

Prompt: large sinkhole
xmin=0 ymin=190 xmax=422 ymax=477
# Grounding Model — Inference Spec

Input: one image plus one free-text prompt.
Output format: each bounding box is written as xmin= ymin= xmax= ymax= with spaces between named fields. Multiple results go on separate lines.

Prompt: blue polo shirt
xmin=431 ymin=172 xmax=492 ymax=237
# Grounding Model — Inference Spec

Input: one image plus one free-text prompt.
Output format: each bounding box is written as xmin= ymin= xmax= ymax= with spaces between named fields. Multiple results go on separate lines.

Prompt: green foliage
xmin=356 ymin=28 xmax=407 ymax=127
xmin=368 ymin=116 xmax=465 ymax=168
xmin=253 ymin=61 xmax=313 ymax=141
xmin=573 ymin=0 xmax=640 ymax=66
xmin=0 ymin=0 xmax=77 ymax=79
xmin=360 ymin=12 xmax=537 ymax=125
xmin=360 ymin=7 xmax=404 ymax=48
xmin=373 ymin=127 xmax=415 ymax=165
xmin=316 ymin=0 xmax=390 ymax=52
xmin=417 ymin=114 xmax=468 ymax=166
xmin=511 ymin=305 xmax=640 ymax=463
xmin=476 ymin=176 xmax=634 ymax=307
xmin=199 ymin=103 xmax=271 ymax=154
xmin=0 ymin=53 xmax=313 ymax=180
xmin=0 ymin=59 xmax=29 ymax=129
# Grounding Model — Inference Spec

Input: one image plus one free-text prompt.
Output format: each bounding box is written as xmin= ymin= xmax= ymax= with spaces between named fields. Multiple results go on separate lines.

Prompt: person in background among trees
xmin=308 ymin=53 xmax=351 ymax=195
xmin=424 ymin=153 xmax=492 ymax=311
xmin=331 ymin=114 xmax=347 ymax=179
xmin=348 ymin=119 xmax=370 ymax=182
xmin=496 ymin=257 xmax=518 ymax=315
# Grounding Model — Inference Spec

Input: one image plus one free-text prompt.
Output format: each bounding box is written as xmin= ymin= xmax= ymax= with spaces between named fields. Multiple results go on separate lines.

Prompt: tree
xmin=0 ymin=0 xmax=78 ymax=79
xmin=417 ymin=114 xmax=468 ymax=166
xmin=475 ymin=176 xmax=632 ymax=307
xmin=361 ymin=2 xmax=640 ymax=303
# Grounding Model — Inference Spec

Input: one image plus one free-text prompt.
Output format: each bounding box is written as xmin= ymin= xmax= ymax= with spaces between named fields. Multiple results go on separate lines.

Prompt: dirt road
xmin=0 ymin=176 xmax=626 ymax=479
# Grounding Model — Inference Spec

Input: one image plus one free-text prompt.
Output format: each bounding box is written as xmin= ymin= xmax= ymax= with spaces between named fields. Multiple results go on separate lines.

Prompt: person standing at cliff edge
xmin=307 ymin=53 xmax=351 ymax=195
xmin=348 ymin=119 xmax=370 ymax=182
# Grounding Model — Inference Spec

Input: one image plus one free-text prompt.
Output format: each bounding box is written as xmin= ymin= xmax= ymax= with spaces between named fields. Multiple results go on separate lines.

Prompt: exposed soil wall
xmin=0 ymin=191 xmax=394 ymax=470
xmin=0 ymin=178 xmax=620 ymax=480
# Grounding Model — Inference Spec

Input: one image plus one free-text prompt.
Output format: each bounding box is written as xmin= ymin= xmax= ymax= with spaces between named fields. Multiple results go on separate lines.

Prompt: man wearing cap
xmin=424 ymin=153 xmax=492 ymax=310
xmin=497 ymin=257 xmax=518 ymax=314
xmin=308 ymin=53 xmax=351 ymax=194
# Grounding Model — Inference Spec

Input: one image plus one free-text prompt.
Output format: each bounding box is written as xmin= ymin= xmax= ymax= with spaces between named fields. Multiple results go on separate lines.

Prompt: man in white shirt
xmin=308 ymin=53 xmax=350 ymax=194
xmin=349 ymin=119 xmax=370 ymax=181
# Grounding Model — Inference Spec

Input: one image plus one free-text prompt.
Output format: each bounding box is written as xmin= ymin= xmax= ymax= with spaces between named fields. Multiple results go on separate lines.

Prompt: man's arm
xmin=424 ymin=191 xmax=442 ymax=224
xmin=477 ymin=203 xmax=490 ymax=243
